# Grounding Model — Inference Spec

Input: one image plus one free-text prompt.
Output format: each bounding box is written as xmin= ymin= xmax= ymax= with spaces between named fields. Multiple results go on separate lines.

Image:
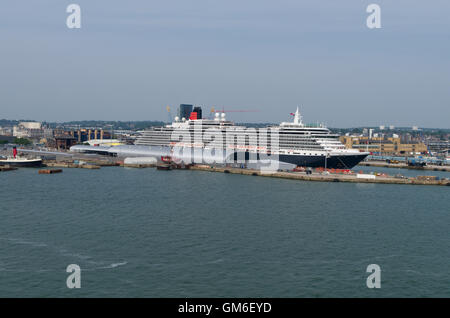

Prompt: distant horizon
xmin=1 ymin=117 xmax=449 ymax=131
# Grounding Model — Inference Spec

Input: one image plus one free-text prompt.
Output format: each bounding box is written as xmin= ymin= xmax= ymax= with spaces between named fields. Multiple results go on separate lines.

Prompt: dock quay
xmin=121 ymin=163 xmax=156 ymax=168
xmin=189 ymin=165 xmax=450 ymax=186
xmin=43 ymin=161 xmax=101 ymax=169
xmin=41 ymin=157 xmax=121 ymax=169
xmin=359 ymin=161 xmax=450 ymax=172
xmin=5 ymin=153 xmax=449 ymax=186
xmin=0 ymin=166 xmax=18 ymax=172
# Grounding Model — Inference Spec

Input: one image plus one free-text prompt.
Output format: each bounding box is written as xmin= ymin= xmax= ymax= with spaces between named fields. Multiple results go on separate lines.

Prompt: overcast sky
xmin=0 ymin=0 xmax=449 ymax=127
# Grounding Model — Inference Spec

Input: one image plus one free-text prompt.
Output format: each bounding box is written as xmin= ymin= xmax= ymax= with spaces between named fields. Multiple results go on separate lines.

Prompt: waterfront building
xmin=0 ymin=127 xmax=13 ymax=136
xmin=54 ymin=134 xmax=77 ymax=150
xmin=425 ymin=140 xmax=449 ymax=155
xmin=13 ymin=122 xmax=44 ymax=139
xmin=340 ymin=136 xmax=428 ymax=155
xmin=68 ymin=129 xmax=112 ymax=143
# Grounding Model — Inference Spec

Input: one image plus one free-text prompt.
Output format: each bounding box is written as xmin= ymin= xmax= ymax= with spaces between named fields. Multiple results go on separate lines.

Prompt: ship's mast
xmin=293 ymin=107 xmax=303 ymax=125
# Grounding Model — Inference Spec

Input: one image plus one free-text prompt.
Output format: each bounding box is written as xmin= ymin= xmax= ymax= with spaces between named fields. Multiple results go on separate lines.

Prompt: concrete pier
xmin=0 ymin=166 xmax=18 ymax=172
xmin=44 ymin=161 xmax=100 ymax=169
xmin=121 ymin=163 xmax=156 ymax=168
xmin=189 ymin=165 xmax=450 ymax=186
xmin=37 ymin=156 xmax=450 ymax=186
xmin=359 ymin=161 xmax=450 ymax=172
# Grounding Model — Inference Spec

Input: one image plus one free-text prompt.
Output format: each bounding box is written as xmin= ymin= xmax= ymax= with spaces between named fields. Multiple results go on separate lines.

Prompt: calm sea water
xmin=0 ymin=166 xmax=449 ymax=297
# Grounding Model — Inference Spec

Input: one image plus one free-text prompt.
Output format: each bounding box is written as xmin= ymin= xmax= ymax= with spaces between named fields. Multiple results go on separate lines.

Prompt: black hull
xmin=137 ymin=147 xmax=367 ymax=169
xmin=278 ymin=153 xmax=368 ymax=169
xmin=0 ymin=160 xmax=43 ymax=167
xmin=227 ymin=152 xmax=368 ymax=169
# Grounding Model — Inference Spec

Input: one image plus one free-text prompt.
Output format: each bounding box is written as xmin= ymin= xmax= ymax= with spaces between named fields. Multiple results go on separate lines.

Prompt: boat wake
xmin=99 ymin=262 xmax=128 ymax=269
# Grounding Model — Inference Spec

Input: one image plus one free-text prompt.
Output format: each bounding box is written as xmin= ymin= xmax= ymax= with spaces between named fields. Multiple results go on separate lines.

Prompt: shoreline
xmin=188 ymin=165 xmax=450 ymax=187
xmin=2 ymin=154 xmax=449 ymax=186
xmin=360 ymin=160 xmax=450 ymax=172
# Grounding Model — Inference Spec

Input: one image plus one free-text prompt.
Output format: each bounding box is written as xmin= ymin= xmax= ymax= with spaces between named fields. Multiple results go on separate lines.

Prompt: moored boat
xmin=0 ymin=157 xmax=43 ymax=167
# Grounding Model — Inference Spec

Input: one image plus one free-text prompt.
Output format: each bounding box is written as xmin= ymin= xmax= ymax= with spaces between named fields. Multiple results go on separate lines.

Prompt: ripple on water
xmin=0 ymin=167 xmax=449 ymax=297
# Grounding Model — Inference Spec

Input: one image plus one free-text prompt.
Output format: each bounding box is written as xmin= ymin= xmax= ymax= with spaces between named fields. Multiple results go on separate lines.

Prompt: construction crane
xmin=166 ymin=105 xmax=172 ymax=122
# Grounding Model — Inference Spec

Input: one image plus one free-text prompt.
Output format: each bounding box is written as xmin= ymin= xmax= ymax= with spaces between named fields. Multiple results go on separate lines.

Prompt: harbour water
xmin=0 ymin=166 xmax=449 ymax=297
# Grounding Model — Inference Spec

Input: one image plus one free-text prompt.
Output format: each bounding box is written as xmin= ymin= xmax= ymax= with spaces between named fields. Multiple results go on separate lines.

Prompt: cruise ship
xmin=134 ymin=106 xmax=369 ymax=169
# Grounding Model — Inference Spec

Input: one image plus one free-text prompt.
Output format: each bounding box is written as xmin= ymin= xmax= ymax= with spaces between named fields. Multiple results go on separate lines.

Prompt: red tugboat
xmin=156 ymin=155 xmax=173 ymax=170
xmin=0 ymin=147 xmax=43 ymax=167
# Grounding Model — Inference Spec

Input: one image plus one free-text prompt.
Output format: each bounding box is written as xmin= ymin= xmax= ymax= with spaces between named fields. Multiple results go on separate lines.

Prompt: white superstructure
xmin=134 ymin=107 xmax=369 ymax=168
